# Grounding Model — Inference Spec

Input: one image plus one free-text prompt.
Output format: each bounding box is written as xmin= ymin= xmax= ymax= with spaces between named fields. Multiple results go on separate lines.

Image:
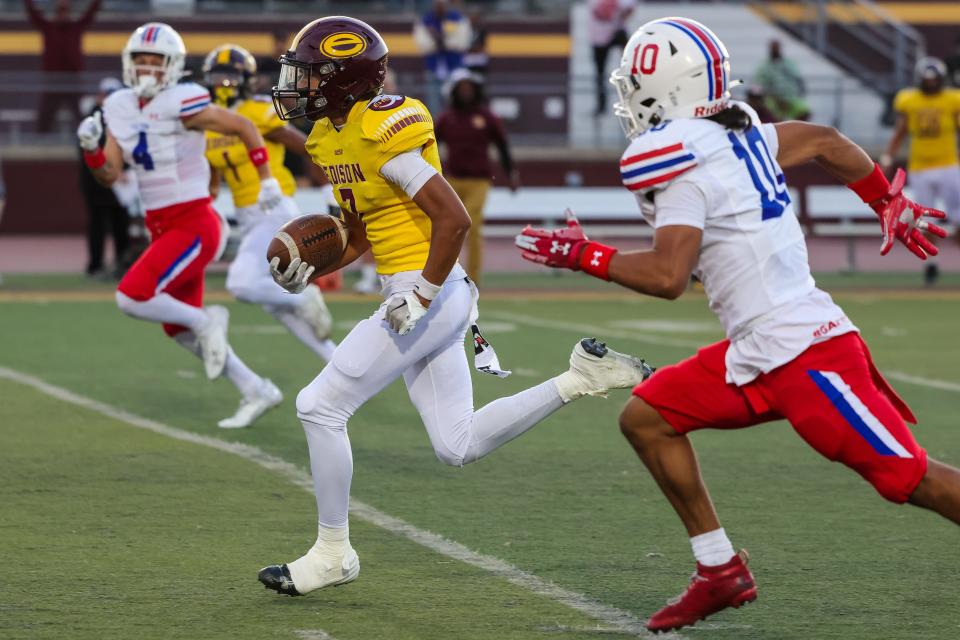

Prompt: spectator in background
xmin=588 ymin=0 xmax=635 ymax=116
xmin=25 ymin=0 xmax=102 ymax=132
xmin=754 ymin=39 xmax=810 ymax=121
xmin=945 ymin=36 xmax=960 ymax=87
xmin=463 ymin=10 xmax=489 ymax=78
xmin=412 ymin=0 xmax=472 ymax=115
xmin=78 ymin=77 xmax=130 ymax=278
xmin=745 ymin=85 xmax=777 ymax=123
xmin=435 ymin=69 xmax=518 ymax=284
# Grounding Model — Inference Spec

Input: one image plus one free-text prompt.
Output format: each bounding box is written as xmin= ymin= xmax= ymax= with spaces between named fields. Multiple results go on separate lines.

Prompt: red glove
xmin=848 ymin=165 xmax=947 ymax=260
xmin=514 ymin=210 xmax=618 ymax=280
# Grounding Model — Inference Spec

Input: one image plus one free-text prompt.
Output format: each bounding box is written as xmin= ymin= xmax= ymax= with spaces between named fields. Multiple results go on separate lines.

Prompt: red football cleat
xmin=647 ymin=550 xmax=757 ymax=633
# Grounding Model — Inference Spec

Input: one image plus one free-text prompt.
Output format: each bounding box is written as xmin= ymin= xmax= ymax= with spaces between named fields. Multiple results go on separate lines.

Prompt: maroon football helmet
xmin=272 ymin=16 xmax=388 ymax=121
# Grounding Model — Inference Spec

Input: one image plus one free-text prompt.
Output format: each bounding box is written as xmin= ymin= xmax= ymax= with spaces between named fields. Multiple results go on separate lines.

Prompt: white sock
xmin=690 ymin=528 xmax=735 ymax=567
xmin=173 ymin=332 xmax=264 ymax=397
xmin=116 ymin=291 xmax=207 ymax=331
xmin=463 ymin=380 xmax=564 ymax=463
xmin=302 ymin=418 xmax=353 ymax=528
xmin=268 ymin=307 xmax=337 ymax=361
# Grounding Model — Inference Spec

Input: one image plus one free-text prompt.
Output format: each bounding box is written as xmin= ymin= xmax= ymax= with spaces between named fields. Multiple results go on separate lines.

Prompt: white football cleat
xmin=218 ymin=379 xmax=283 ymax=429
xmin=259 ymin=542 xmax=360 ymax=596
xmin=295 ymin=284 xmax=333 ymax=340
xmin=553 ymin=338 xmax=654 ymax=403
xmin=197 ymin=305 xmax=229 ymax=380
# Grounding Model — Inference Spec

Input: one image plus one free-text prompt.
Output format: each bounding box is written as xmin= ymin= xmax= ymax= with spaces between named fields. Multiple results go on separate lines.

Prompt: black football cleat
xmin=258 ymin=564 xmax=302 ymax=596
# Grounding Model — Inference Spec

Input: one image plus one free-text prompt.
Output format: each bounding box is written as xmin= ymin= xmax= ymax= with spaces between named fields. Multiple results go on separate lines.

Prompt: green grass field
xmin=1 ymin=273 xmax=958 ymax=640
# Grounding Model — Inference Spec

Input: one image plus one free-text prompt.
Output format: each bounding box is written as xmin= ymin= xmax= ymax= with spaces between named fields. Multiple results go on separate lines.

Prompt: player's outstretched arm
xmin=773 ymin=120 xmax=946 ymax=259
xmin=185 ymin=105 xmax=271 ymax=181
xmin=265 ymin=125 xmax=329 ymax=186
xmin=515 ymin=211 xmax=701 ymax=300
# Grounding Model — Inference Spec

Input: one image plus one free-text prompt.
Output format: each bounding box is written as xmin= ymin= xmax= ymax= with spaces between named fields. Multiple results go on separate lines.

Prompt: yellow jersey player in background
xmin=257 ymin=16 xmax=651 ymax=597
xmin=882 ymin=57 xmax=960 ymax=284
xmin=202 ymin=44 xmax=338 ymax=428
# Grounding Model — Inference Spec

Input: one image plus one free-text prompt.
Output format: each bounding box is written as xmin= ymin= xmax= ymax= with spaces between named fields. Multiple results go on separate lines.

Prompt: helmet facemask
xmin=273 ymin=56 xmax=338 ymax=121
xmin=123 ymin=52 xmax=178 ymax=99
xmin=206 ymin=71 xmax=244 ymax=107
xmin=610 ymin=67 xmax=663 ymax=139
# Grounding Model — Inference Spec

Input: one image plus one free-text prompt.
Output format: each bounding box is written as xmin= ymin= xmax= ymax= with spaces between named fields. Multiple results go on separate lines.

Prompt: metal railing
xmin=748 ymin=0 xmax=924 ymax=96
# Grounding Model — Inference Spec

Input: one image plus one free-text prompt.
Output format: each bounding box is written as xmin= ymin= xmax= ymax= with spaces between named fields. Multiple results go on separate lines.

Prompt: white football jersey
xmin=102 ymin=82 xmax=212 ymax=211
xmin=620 ymin=102 xmax=857 ymax=385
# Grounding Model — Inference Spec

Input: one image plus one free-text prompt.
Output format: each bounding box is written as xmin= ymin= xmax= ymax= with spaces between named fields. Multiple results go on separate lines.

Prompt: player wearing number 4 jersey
xmin=256 ymin=16 xmax=652 ymax=598
xmin=78 ymin=23 xmax=283 ymax=428
xmin=202 ymin=44 xmax=338 ymax=378
xmin=516 ymin=17 xmax=960 ymax=633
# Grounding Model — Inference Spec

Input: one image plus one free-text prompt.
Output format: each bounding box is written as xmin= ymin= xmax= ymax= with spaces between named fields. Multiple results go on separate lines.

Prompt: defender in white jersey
xmin=78 ymin=22 xmax=287 ymax=428
xmin=516 ymin=17 xmax=959 ymax=633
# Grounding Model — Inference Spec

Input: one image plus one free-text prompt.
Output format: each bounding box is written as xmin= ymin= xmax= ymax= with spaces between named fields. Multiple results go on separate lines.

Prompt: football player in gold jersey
xmin=257 ymin=16 xmax=651 ymax=596
xmin=882 ymin=57 xmax=960 ymax=284
xmin=202 ymin=44 xmax=338 ymax=428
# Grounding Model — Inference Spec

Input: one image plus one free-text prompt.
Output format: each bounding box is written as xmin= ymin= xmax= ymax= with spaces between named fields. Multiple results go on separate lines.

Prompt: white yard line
xmin=886 ymin=371 xmax=960 ymax=393
xmin=294 ymin=630 xmax=338 ymax=640
xmin=0 ymin=365 xmax=661 ymax=639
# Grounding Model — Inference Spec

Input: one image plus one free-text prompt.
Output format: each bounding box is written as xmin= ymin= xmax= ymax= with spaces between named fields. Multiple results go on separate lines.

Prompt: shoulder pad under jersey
xmin=166 ymin=81 xmax=212 ymax=118
xmin=360 ymin=95 xmax=435 ymax=156
xmin=619 ymin=121 xmax=700 ymax=196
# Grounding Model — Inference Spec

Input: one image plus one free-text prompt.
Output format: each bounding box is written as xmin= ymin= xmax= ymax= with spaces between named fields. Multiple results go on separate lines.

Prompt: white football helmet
xmin=122 ymin=23 xmax=186 ymax=98
xmin=610 ymin=17 xmax=732 ymax=139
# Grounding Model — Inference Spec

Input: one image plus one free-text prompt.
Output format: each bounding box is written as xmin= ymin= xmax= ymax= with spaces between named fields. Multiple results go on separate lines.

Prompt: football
xmin=267 ymin=213 xmax=349 ymax=274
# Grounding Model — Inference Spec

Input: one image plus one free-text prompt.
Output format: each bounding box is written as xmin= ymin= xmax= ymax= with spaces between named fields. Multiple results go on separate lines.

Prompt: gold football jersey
xmin=205 ymin=96 xmax=297 ymax=208
xmin=305 ymin=95 xmax=441 ymax=275
xmin=893 ymin=88 xmax=960 ymax=172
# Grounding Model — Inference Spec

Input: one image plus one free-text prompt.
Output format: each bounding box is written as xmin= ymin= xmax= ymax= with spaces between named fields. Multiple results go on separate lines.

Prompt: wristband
xmin=413 ymin=274 xmax=443 ymax=301
xmin=83 ymin=148 xmax=106 ymax=169
xmin=847 ymin=163 xmax=890 ymax=204
xmin=577 ymin=241 xmax=617 ymax=281
xmin=248 ymin=146 xmax=269 ymax=167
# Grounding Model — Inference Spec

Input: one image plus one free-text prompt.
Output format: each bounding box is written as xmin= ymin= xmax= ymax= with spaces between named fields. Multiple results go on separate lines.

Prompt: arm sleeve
xmin=379 ymin=148 xmax=439 ymax=199
xmin=652 ymin=179 xmax=709 ymax=230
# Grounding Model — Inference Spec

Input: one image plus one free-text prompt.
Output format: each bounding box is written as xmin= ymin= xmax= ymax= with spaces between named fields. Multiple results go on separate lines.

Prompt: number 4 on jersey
xmin=728 ymin=128 xmax=790 ymax=220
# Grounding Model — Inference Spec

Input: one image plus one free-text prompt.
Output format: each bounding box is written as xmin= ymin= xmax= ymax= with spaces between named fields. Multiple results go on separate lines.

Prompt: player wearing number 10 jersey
xmin=516 ymin=17 xmax=960 ymax=633
xmin=78 ymin=22 xmax=283 ymax=428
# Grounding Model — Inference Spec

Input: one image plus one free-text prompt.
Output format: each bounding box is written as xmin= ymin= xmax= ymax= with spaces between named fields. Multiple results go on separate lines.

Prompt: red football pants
xmin=634 ymin=333 xmax=927 ymax=503
xmin=117 ymin=198 xmax=221 ymax=337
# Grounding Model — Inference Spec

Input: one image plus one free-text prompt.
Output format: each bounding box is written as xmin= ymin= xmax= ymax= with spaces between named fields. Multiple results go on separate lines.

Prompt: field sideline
xmin=1 ymin=273 xmax=959 ymax=639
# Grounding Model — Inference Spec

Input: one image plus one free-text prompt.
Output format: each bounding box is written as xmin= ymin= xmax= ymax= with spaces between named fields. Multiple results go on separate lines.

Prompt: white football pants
xmin=908 ymin=164 xmax=960 ymax=223
xmin=295 ymin=271 xmax=564 ymax=528
xmin=225 ymin=198 xmax=334 ymax=360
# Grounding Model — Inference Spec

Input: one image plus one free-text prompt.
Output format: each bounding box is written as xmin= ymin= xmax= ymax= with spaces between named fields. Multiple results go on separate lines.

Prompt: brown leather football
xmin=267 ymin=213 xmax=349 ymax=274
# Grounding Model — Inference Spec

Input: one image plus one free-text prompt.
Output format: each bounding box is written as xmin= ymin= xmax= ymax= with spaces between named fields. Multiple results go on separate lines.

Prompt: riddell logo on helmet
xmin=694 ymin=101 xmax=728 ymax=117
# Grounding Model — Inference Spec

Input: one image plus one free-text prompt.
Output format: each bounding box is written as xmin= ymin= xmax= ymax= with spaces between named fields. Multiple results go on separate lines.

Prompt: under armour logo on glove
xmin=515 ymin=209 xmax=588 ymax=269
xmin=550 ymin=240 xmax=572 ymax=256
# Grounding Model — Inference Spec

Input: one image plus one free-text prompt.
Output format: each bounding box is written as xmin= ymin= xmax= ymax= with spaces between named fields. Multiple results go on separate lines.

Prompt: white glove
xmin=77 ymin=111 xmax=103 ymax=152
xmin=258 ymin=177 xmax=284 ymax=214
xmin=385 ymin=291 xmax=429 ymax=335
xmin=269 ymin=256 xmax=314 ymax=294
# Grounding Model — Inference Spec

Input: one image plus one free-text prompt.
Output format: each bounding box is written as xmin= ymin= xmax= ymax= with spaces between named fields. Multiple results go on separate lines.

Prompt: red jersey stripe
xmin=620 ymin=142 xmax=685 ymax=167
